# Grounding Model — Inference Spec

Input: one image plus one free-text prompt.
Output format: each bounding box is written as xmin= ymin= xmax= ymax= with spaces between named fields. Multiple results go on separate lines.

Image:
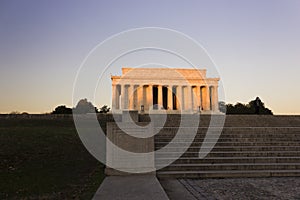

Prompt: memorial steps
xmin=152 ymin=115 xmax=300 ymax=178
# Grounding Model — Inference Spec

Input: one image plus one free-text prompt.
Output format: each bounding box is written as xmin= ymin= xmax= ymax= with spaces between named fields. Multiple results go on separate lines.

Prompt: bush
xmin=224 ymin=97 xmax=273 ymax=115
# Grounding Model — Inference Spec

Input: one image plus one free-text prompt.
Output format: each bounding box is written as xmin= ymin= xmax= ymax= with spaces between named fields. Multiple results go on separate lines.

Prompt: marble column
xmin=182 ymin=86 xmax=186 ymax=110
xmin=112 ymin=84 xmax=116 ymax=110
xmin=200 ymin=86 xmax=204 ymax=110
xmin=168 ymin=85 xmax=173 ymax=110
xmin=201 ymin=86 xmax=210 ymax=111
xmin=207 ymin=86 xmax=211 ymax=111
xmin=126 ymin=85 xmax=130 ymax=109
xmin=195 ymin=86 xmax=201 ymax=111
xmin=191 ymin=86 xmax=196 ymax=111
xmin=117 ymin=87 xmax=121 ymax=110
xmin=121 ymin=84 xmax=126 ymax=109
xmin=143 ymin=85 xmax=147 ymax=110
xmin=147 ymin=85 xmax=153 ymax=111
xmin=186 ymin=85 xmax=192 ymax=111
xmin=176 ymin=86 xmax=182 ymax=110
xmin=133 ymin=85 xmax=138 ymax=110
xmin=157 ymin=85 xmax=163 ymax=110
xmin=213 ymin=86 xmax=219 ymax=111
xmin=137 ymin=85 xmax=143 ymax=111
xmin=128 ymin=85 xmax=134 ymax=110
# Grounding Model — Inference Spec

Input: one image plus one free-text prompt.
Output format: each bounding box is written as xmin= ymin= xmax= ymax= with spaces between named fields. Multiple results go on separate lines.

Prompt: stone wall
xmin=1 ymin=114 xmax=299 ymax=127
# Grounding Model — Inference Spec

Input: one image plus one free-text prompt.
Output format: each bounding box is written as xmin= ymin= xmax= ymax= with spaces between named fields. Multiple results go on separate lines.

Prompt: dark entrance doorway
xmin=162 ymin=86 xmax=168 ymax=109
xmin=172 ymin=86 xmax=177 ymax=110
xmin=153 ymin=86 xmax=158 ymax=110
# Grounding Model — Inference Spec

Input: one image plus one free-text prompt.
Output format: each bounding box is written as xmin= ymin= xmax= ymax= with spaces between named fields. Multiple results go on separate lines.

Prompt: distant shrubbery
xmin=52 ymin=97 xmax=272 ymax=115
xmin=219 ymin=97 xmax=273 ymax=115
xmin=51 ymin=99 xmax=110 ymax=114
xmin=73 ymin=99 xmax=97 ymax=114
xmin=8 ymin=111 xmax=30 ymax=115
xmin=8 ymin=97 xmax=271 ymax=115
xmin=52 ymin=105 xmax=72 ymax=114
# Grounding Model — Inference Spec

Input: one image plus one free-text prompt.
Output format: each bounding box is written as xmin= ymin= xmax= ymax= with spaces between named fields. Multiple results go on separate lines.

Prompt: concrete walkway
xmin=160 ymin=177 xmax=300 ymax=200
xmin=159 ymin=179 xmax=197 ymax=200
xmin=93 ymin=175 xmax=169 ymax=200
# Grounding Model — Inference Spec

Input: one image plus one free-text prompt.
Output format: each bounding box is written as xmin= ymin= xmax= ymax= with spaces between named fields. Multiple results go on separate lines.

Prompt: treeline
xmin=219 ymin=97 xmax=273 ymax=115
xmin=6 ymin=97 xmax=272 ymax=115
xmin=52 ymin=97 xmax=272 ymax=115
xmin=52 ymin=99 xmax=110 ymax=114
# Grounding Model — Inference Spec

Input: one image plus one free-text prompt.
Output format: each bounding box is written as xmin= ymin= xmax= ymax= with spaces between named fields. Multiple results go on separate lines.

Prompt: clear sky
xmin=0 ymin=0 xmax=299 ymax=114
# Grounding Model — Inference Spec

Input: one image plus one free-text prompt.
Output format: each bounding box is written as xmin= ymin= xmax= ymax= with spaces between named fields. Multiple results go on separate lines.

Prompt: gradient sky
xmin=0 ymin=0 xmax=300 ymax=114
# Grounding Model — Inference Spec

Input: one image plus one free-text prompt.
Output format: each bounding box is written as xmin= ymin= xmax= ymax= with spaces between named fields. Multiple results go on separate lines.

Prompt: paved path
xmin=160 ymin=177 xmax=300 ymax=200
xmin=93 ymin=175 xmax=169 ymax=200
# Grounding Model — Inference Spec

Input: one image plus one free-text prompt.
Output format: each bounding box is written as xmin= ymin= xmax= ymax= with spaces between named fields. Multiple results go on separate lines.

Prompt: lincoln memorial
xmin=111 ymin=68 xmax=220 ymax=114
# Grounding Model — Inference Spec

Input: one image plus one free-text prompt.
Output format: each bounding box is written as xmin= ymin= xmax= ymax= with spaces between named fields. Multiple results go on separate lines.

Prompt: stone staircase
xmin=152 ymin=115 xmax=300 ymax=178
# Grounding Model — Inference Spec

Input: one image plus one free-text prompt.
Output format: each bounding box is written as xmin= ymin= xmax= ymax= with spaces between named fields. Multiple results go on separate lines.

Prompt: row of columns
xmin=112 ymin=84 xmax=219 ymax=112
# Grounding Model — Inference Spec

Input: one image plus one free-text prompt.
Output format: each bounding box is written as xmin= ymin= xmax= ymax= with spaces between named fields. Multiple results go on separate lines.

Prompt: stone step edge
xmin=155 ymin=142 xmax=300 ymax=144
xmin=155 ymin=163 xmax=300 ymax=167
xmin=155 ymin=151 xmax=300 ymax=154
xmin=155 ymin=156 xmax=300 ymax=160
xmin=155 ymin=146 xmax=300 ymax=149
xmin=156 ymin=169 xmax=300 ymax=174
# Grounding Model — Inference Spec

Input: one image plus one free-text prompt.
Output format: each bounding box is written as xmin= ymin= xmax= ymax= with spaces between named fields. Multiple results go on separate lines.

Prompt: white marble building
xmin=111 ymin=68 xmax=220 ymax=114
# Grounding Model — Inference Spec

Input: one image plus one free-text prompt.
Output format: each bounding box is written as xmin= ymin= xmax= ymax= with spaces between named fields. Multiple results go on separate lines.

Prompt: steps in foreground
xmin=157 ymin=170 xmax=300 ymax=178
xmin=155 ymin=118 xmax=300 ymax=178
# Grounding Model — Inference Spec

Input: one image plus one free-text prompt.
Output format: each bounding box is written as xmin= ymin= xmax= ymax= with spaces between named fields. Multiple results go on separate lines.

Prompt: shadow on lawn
xmin=0 ymin=118 xmax=105 ymax=199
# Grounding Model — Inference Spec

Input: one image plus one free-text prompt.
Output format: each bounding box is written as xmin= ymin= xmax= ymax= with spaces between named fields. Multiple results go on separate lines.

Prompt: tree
xmin=73 ymin=98 xmax=96 ymax=114
xmin=99 ymin=105 xmax=110 ymax=113
xmin=52 ymin=105 xmax=72 ymax=114
xmin=9 ymin=111 xmax=20 ymax=115
xmin=219 ymin=101 xmax=226 ymax=113
xmin=248 ymin=98 xmax=273 ymax=115
xmin=226 ymin=97 xmax=273 ymax=115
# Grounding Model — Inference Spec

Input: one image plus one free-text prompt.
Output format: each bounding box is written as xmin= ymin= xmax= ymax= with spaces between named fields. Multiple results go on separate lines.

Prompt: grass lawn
xmin=0 ymin=118 xmax=105 ymax=199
